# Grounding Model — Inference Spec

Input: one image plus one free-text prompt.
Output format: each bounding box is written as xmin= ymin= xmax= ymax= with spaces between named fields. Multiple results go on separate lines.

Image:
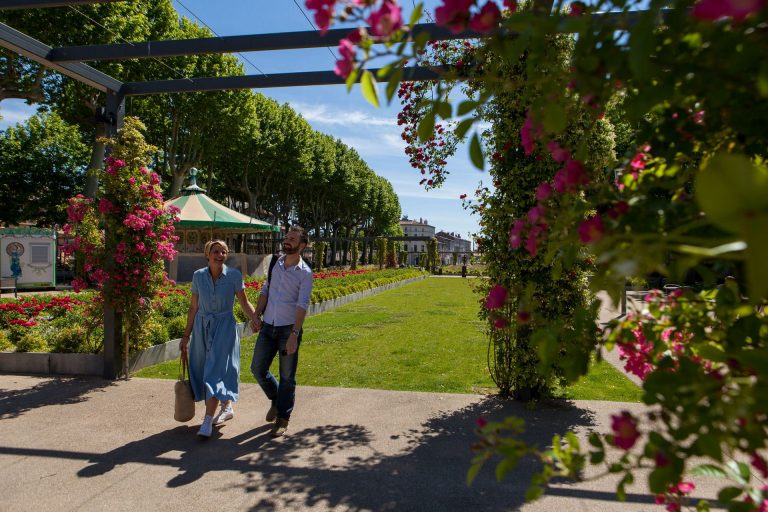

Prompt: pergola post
xmin=102 ymin=90 xmax=125 ymax=380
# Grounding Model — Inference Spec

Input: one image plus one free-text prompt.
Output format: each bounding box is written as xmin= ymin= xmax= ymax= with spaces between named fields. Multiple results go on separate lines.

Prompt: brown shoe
xmin=266 ymin=403 xmax=277 ymax=423
xmin=270 ymin=418 xmax=289 ymax=438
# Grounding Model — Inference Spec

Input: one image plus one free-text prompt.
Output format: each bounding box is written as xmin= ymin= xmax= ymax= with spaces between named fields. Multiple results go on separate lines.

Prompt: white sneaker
xmin=215 ymin=402 xmax=234 ymax=425
xmin=197 ymin=414 xmax=213 ymax=438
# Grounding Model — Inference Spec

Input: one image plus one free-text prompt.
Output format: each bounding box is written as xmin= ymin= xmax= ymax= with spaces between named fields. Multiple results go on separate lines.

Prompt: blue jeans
xmin=250 ymin=323 xmax=301 ymax=420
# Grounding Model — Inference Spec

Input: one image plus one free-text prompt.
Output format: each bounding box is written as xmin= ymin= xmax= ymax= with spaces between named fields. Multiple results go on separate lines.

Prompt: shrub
xmin=135 ymin=317 xmax=169 ymax=350
xmin=48 ymin=325 xmax=91 ymax=353
xmin=6 ymin=324 xmax=27 ymax=345
xmin=165 ymin=315 xmax=187 ymax=340
xmin=0 ymin=330 xmax=11 ymax=351
xmin=15 ymin=329 xmax=49 ymax=352
xmin=155 ymin=289 xmax=189 ymax=318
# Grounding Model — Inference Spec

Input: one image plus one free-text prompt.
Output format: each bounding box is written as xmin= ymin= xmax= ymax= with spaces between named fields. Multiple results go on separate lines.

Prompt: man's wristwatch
xmin=292 ymin=328 xmax=300 ymax=336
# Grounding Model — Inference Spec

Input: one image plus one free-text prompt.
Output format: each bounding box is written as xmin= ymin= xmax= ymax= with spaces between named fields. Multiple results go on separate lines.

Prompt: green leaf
xmin=417 ymin=110 xmax=436 ymax=142
xmin=360 ymin=70 xmax=380 ymax=108
xmin=726 ymin=460 xmax=751 ymax=485
xmin=409 ymin=2 xmax=423 ymax=27
xmin=469 ymin=132 xmax=484 ymax=170
xmin=458 ymin=100 xmax=479 ymax=117
xmin=495 ymin=457 xmax=516 ymax=481
xmin=467 ymin=461 xmax=484 ymax=485
xmin=534 ymin=328 xmax=559 ymax=367
xmin=413 ymin=30 xmax=431 ymax=51
xmin=525 ymin=485 xmax=545 ymax=502
xmin=376 ymin=62 xmax=394 ymax=79
xmin=455 ymin=118 xmax=475 ymax=139
xmin=743 ymin=216 xmax=768 ymax=301
xmin=693 ymin=433 xmax=723 ymax=461
xmin=717 ymin=487 xmax=743 ymax=504
xmin=345 ymin=68 xmax=359 ymax=92
xmin=690 ymin=464 xmax=727 ymax=479
xmin=758 ymin=62 xmax=768 ymax=97
xmin=617 ymin=472 xmax=634 ymax=502
xmin=542 ymin=103 xmax=567 ymax=134
xmin=588 ymin=432 xmax=604 ymax=449
xmin=672 ymin=241 xmax=746 ymax=258
xmin=589 ymin=450 xmax=605 ymax=464
xmin=649 ymin=466 xmax=676 ymax=494
xmin=695 ymin=153 xmax=768 ymax=234
xmin=386 ymin=68 xmax=403 ymax=103
xmin=728 ymin=502 xmax=757 ymax=512
xmin=436 ymin=101 xmax=452 ymax=120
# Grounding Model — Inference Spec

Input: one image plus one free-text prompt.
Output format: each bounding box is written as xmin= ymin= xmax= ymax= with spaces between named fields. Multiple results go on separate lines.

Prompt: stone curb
xmin=0 ymin=274 xmax=428 ymax=376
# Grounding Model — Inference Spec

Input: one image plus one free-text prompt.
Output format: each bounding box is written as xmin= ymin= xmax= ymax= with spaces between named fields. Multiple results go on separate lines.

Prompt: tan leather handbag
xmin=174 ymin=355 xmax=195 ymax=422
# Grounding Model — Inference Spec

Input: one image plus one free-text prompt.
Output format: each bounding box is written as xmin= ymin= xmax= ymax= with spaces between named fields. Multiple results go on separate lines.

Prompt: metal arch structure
xmin=0 ymin=0 xmax=645 ymax=378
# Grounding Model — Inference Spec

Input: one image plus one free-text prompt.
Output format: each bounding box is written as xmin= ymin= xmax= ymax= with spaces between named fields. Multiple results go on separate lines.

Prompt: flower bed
xmin=0 ymin=268 xmax=427 ymax=355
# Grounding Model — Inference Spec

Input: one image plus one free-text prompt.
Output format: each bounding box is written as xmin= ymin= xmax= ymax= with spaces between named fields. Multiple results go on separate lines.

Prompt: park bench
xmin=0 ymin=276 xmax=18 ymax=298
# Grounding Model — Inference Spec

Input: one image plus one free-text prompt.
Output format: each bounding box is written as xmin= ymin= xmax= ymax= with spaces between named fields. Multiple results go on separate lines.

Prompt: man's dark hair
xmin=289 ymin=225 xmax=309 ymax=246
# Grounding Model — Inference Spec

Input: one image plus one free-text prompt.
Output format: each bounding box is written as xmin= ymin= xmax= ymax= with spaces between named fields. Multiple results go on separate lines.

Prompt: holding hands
xmin=251 ymin=314 xmax=262 ymax=333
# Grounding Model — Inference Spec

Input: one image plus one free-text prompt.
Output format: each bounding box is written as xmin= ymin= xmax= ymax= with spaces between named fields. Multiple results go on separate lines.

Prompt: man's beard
xmin=283 ymin=245 xmax=300 ymax=255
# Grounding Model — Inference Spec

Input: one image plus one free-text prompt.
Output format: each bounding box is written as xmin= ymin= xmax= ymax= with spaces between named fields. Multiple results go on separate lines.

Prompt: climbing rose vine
xmin=63 ymin=117 xmax=179 ymax=353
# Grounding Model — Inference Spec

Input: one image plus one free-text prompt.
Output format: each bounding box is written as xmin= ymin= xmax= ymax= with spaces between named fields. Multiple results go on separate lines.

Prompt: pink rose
xmin=368 ymin=1 xmax=403 ymax=38
xmin=578 ymin=215 xmax=605 ymax=244
xmin=435 ymin=0 xmax=474 ymax=34
xmin=692 ymin=0 xmax=767 ymax=20
xmin=485 ymin=284 xmax=508 ymax=310
xmin=610 ymin=411 xmax=640 ymax=450
xmin=469 ymin=1 xmax=501 ymax=32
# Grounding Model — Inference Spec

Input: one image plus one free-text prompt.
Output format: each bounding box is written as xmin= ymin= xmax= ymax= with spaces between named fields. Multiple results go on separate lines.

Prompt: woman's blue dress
xmin=189 ymin=265 xmax=243 ymax=402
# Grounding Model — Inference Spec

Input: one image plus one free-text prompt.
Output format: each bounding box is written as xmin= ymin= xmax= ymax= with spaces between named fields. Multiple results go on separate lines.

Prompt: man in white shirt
xmin=250 ymin=226 xmax=313 ymax=437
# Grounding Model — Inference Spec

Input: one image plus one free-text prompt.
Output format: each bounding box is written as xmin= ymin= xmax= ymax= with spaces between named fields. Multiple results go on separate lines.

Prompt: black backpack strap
xmin=267 ymin=253 xmax=279 ymax=288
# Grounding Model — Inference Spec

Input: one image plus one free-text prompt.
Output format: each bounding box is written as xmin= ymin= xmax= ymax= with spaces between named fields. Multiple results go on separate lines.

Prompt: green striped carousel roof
xmin=164 ymin=191 xmax=280 ymax=232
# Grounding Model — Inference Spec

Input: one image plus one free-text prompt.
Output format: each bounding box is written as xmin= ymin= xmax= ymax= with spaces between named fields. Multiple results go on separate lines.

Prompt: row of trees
xmin=0 ymin=2 xmax=402 ymax=237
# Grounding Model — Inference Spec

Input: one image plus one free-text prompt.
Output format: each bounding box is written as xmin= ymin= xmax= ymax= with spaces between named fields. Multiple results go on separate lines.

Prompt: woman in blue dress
xmin=179 ymin=240 xmax=257 ymax=438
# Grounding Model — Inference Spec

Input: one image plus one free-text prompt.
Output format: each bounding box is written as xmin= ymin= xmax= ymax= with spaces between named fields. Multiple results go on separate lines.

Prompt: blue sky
xmin=0 ymin=0 xmax=485 ymax=238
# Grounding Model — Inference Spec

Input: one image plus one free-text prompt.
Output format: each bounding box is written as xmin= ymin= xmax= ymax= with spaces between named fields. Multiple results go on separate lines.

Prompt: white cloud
xmin=0 ymin=101 xmax=37 ymax=129
xmin=289 ymin=101 xmax=396 ymax=128
xmin=336 ymin=132 xmax=405 ymax=158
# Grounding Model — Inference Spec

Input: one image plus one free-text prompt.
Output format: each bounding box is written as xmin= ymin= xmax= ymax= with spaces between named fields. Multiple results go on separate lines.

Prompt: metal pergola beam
xmin=120 ymin=66 xmax=445 ymax=96
xmin=0 ymin=0 xmax=124 ymax=9
xmin=49 ymin=23 xmax=484 ymax=63
xmin=45 ymin=11 xmax=654 ymax=64
xmin=0 ymin=21 xmax=123 ymax=92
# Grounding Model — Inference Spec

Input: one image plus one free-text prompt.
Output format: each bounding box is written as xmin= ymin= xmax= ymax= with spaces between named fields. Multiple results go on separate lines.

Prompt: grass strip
xmin=136 ymin=277 xmax=642 ymax=401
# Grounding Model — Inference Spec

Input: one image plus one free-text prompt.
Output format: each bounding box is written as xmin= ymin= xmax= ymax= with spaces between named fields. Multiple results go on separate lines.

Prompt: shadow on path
xmin=0 ymin=376 xmax=113 ymax=420
xmin=1 ymin=395 xmax=600 ymax=511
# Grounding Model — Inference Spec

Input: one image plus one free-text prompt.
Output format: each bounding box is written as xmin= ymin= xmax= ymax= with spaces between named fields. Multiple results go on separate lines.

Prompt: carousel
xmin=164 ymin=169 xmax=281 ymax=282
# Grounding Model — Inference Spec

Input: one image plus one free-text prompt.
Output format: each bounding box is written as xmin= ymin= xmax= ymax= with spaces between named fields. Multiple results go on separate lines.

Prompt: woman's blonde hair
xmin=204 ymin=239 xmax=229 ymax=257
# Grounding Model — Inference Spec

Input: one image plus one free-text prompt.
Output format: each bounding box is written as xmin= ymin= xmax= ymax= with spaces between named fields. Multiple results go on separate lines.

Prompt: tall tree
xmin=133 ymin=18 xmax=249 ymax=198
xmin=1 ymin=1 xmax=179 ymax=196
xmin=296 ymin=131 xmax=337 ymax=237
xmin=257 ymin=103 xmax=313 ymax=229
xmin=0 ymin=112 xmax=89 ymax=226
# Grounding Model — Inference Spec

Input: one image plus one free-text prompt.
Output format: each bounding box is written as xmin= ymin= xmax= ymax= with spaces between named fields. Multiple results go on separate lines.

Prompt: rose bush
xmin=62 ymin=117 xmax=179 ymax=359
xmin=308 ymin=0 xmax=768 ymax=509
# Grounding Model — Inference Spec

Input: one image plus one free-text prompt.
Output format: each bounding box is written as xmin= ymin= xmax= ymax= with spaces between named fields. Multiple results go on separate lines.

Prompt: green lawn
xmin=136 ymin=277 xmax=642 ymax=401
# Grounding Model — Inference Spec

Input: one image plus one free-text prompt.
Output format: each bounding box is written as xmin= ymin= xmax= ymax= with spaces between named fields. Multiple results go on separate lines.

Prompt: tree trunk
xmin=84 ymin=124 xmax=108 ymax=198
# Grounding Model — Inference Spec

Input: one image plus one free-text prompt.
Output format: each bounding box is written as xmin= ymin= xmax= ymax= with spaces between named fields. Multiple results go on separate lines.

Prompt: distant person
xmin=250 ymin=226 xmax=313 ymax=438
xmin=179 ymin=240 xmax=257 ymax=438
